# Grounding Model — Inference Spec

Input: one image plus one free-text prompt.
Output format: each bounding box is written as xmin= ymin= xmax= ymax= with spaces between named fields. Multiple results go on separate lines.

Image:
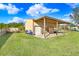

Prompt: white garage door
xmin=35 ymin=27 xmax=42 ymax=35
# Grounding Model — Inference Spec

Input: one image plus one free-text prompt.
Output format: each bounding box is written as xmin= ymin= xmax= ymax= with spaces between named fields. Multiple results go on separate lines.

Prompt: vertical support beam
xmin=49 ymin=27 xmax=50 ymax=34
xmin=64 ymin=24 xmax=65 ymax=32
xmin=33 ymin=19 xmax=34 ymax=35
xmin=43 ymin=17 xmax=46 ymax=38
xmin=56 ymin=21 xmax=59 ymax=35
xmin=56 ymin=21 xmax=59 ymax=30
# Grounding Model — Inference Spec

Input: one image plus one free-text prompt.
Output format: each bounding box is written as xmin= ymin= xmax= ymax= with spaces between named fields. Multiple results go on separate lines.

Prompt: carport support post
xmin=56 ymin=21 xmax=59 ymax=35
xmin=56 ymin=21 xmax=59 ymax=30
xmin=43 ymin=17 xmax=46 ymax=38
xmin=64 ymin=24 xmax=65 ymax=32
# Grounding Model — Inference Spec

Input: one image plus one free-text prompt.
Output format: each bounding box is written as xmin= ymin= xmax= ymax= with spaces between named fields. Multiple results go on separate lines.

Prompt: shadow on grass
xmin=0 ymin=33 xmax=13 ymax=49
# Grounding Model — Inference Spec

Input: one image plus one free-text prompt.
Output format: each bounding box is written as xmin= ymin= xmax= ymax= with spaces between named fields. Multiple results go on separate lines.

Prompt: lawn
xmin=0 ymin=31 xmax=79 ymax=56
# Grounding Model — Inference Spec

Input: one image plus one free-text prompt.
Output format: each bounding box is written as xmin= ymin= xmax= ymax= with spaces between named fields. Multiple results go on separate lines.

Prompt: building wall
xmin=25 ymin=19 xmax=68 ymax=35
xmin=25 ymin=19 xmax=34 ymax=32
xmin=34 ymin=20 xmax=58 ymax=34
xmin=34 ymin=20 xmax=58 ymax=33
xmin=7 ymin=28 xmax=20 ymax=32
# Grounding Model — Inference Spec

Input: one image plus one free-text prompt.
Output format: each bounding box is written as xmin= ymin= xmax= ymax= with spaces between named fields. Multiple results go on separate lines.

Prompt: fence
xmin=0 ymin=29 xmax=6 ymax=36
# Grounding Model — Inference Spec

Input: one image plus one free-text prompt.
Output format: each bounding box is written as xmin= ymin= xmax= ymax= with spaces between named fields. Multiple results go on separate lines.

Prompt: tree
xmin=0 ymin=23 xmax=7 ymax=29
xmin=7 ymin=22 xmax=25 ymax=31
xmin=70 ymin=7 xmax=79 ymax=24
xmin=0 ymin=22 xmax=25 ymax=32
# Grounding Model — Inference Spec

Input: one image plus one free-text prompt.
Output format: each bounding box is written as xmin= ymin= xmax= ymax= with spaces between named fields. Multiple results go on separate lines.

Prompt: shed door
xmin=35 ymin=27 xmax=42 ymax=35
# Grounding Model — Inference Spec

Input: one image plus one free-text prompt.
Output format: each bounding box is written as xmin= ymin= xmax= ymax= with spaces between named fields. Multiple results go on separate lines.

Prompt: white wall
xmin=8 ymin=28 xmax=19 ymax=32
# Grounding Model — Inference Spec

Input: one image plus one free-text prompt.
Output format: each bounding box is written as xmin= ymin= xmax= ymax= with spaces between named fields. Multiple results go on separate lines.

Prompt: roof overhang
xmin=34 ymin=16 xmax=71 ymax=24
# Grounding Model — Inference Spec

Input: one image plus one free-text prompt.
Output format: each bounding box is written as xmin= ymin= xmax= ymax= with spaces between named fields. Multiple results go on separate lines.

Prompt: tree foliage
xmin=71 ymin=7 xmax=79 ymax=24
xmin=0 ymin=23 xmax=25 ymax=31
xmin=0 ymin=23 xmax=7 ymax=29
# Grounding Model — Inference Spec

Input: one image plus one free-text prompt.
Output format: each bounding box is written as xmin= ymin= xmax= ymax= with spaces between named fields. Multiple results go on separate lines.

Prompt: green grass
xmin=0 ymin=33 xmax=13 ymax=49
xmin=0 ymin=31 xmax=79 ymax=56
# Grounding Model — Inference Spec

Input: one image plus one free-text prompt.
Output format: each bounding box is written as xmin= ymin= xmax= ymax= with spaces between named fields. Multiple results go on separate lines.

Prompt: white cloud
xmin=62 ymin=18 xmax=70 ymax=21
xmin=0 ymin=3 xmax=22 ymax=14
xmin=63 ymin=13 xmax=75 ymax=19
xmin=62 ymin=13 xmax=74 ymax=22
xmin=66 ymin=3 xmax=79 ymax=8
xmin=0 ymin=4 xmax=6 ymax=9
xmin=64 ymin=13 xmax=71 ymax=17
xmin=62 ymin=17 xmax=72 ymax=22
xmin=26 ymin=4 xmax=59 ymax=17
xmin=51 ymin=9 xmax=59 ymax=13
xmin=8 ymin=17 xmax=25 ymax=23
xmin=6 ymin=4 xmax=20 ymax=14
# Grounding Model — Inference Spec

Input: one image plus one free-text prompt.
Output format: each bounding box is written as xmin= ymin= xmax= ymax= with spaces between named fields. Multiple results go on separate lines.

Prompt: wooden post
xmin=56 ymin=21 xmax=59 ymax=30
xmin=49 ymin=27 xmax=50 ymax=34
xmin=64 ymin=24 xmax=65 ymax=32
xmin=33 ymin=20 xmax=34 ymax=35
xmin=56 ymin=21 xmax=59 ymax=35
xmin=44 ymin=17 xmax=46 ymax=38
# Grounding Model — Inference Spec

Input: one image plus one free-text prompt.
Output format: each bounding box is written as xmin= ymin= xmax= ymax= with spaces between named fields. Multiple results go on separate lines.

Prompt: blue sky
xmin=0 ymin=3 xmax=79 ymax=23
